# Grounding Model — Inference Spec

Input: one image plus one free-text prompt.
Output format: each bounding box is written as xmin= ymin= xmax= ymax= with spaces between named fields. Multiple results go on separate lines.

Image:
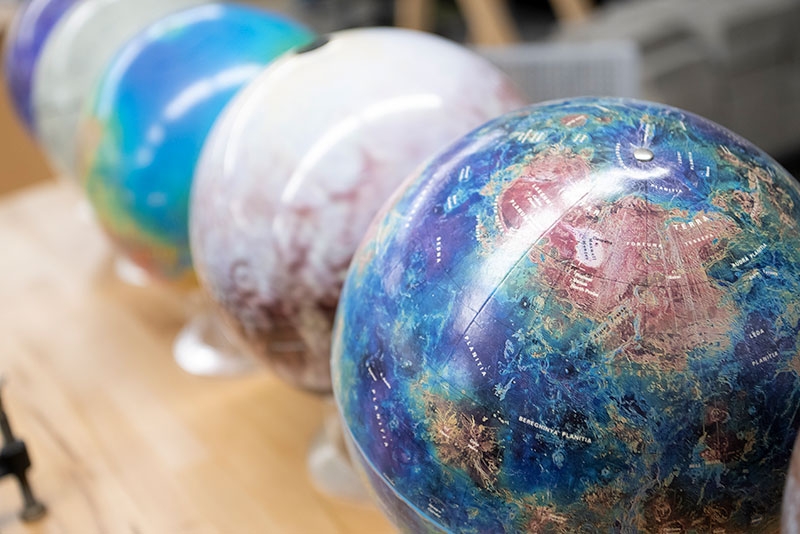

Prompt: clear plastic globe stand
xmin=175 ymin=309 xmax=369 ymax=499
xmin=68 ymin=178 xmax=155 ymax=291
xmin=307 ymin=398 xmax=370 ymax=503
xmin=172 ymin=292 xmax=258 ymax=377
xmin=113 ymin=255 xmax=152 ymax=288
xmin=105 ymin=243 xmax=257 ymax=377
xmin=85 ymin=204 xmax=253 ymax=376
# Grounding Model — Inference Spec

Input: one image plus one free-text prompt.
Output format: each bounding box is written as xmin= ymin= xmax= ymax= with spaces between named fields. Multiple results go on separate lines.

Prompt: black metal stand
xmin=0 ymin=379 xmax=46 ymax=522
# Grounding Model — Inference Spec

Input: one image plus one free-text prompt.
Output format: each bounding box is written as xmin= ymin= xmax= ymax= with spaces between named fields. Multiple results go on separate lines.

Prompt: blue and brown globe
xmin=332 ymin=97 xmax=800 ymax=532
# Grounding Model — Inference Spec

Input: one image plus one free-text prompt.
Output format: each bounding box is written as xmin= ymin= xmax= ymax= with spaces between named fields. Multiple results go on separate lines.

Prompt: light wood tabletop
xmin=0 ymin=182 xmax=394 ymax=533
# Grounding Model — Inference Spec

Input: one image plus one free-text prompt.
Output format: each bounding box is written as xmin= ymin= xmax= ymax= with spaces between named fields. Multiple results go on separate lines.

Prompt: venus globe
xmin=333 ymin=98 xmax=800 ymax=532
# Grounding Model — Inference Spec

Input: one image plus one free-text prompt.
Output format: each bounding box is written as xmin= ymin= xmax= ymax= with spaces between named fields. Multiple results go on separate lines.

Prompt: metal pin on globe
xmin=634 ymin=147 xmax=654 ymax=161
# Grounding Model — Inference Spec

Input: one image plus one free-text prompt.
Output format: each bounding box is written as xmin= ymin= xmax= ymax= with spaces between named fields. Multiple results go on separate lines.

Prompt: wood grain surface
xmin=0 ymin=182 xmax=394 ymax=534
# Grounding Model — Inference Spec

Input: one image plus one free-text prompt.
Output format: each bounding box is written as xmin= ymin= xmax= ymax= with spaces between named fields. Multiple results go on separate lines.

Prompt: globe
xmin=78 ymin=4 xmax=314 ymax=284
xmin=332 ymin=97 xmax=800 ymax=532
xmin=33 ymin=0 xmax=209 ymax=175
xmin=190 ymin=27 xmax=526 ymax=393
xmin=3 ymin=0 xmax=78 ymax=131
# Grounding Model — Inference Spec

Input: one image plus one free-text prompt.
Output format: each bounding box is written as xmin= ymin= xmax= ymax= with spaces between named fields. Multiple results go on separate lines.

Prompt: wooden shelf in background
xmin=0 ymin=183 xmax=393 ymax=533
xmin=394 ymin=0 xmax=593 ymax=45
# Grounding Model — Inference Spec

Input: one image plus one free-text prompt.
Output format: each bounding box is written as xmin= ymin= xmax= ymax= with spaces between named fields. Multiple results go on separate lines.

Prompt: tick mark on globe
xmin=633 ymin=147 xmax=654 ymax=162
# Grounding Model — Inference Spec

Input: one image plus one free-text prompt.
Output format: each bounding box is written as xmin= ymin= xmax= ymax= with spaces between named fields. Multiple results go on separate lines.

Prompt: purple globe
xmin=3 ymin=0 xmax=78 ymax=130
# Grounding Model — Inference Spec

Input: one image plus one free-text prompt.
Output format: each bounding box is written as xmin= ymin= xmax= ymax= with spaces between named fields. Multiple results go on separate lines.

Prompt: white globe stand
xmin=307 ymin=399 xmax=370 ymax=503
xmin=173 ymin=293 xmax=258 ymax=377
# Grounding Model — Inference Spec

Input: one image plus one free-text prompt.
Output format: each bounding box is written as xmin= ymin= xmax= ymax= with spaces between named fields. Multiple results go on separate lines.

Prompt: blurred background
xmin=1 ymin=0 xmax=799 ymax=196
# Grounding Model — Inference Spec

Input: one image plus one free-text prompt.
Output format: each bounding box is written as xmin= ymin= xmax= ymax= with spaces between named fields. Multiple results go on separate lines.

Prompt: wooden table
xmin=0 ymin=182 xmax=394 ymax=533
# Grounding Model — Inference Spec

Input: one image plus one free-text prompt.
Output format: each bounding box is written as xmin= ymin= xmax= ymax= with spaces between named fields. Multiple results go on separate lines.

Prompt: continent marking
xmin=512 ymin=129 xmax=545 ymax=143
xmin=748 ymin=328 xmax=764 ymax=339
xmin=626 ymin=241 xmax=663 ymax=248
xmin=590 ymin=306 xmax=630 ymax=341
xmin=464 ymin=335 xmax=488 ymax=376
xmin=746 ymin=271 xmax=761 ymax=281
xmin=570 ymin=271 xmax=598 ymax=297
xmin=446 ymin=193 xmax=460 ymax=211
xmin=684 ymin=234 xmax=714 ymax=247
xmin=671 ymin=215 xmax=712 ymax=231
xmin=730 ymin=243 xmax=767 ymax=269
xmin=529 ymin=184 xmax=552 ymax=206
xmin=369 ymin=386 xmax=391 ymax=448
xmin=518 ymin=415 xmax=592 ymax=444
xmin=427 ymin=500 xmax=444 ymax=519
xmin=751 ymin=350 xmax=779 ymax=367
xmin=651 ymin=183 xmax=683 ymax=195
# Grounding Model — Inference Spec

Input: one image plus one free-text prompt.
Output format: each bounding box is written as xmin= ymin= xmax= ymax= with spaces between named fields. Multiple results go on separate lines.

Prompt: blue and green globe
xmin=78 ymin=4 xmax=313 ymax=284
xmin=332 ymin=98 xmax=800 ymax=532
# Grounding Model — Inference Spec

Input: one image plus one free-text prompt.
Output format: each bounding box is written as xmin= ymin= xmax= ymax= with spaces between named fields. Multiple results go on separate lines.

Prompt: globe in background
xmin=333 ymin=97 xmax=800 ymax=532
xmin=34 ymin=0 xmax=209 ymax=176
xmin=190 ymin=27 xmax=525 ymax=393
xmin=78 ymin=4 xmax=313 ymax=284
xmin=3 ymin=0 xmax=77 ymax=131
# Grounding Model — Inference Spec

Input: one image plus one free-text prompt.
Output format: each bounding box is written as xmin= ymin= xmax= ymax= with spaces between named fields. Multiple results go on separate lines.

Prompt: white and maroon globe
xmin=190 ymin=27 xmax=526 ymax=393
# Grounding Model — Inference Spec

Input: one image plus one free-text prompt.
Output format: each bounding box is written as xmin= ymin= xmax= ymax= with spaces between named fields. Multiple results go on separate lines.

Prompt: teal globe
xmin=78 ymin=4 xmax=313 ymax=283
xmin=333 ymin=98 xmax=800 ymax=532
